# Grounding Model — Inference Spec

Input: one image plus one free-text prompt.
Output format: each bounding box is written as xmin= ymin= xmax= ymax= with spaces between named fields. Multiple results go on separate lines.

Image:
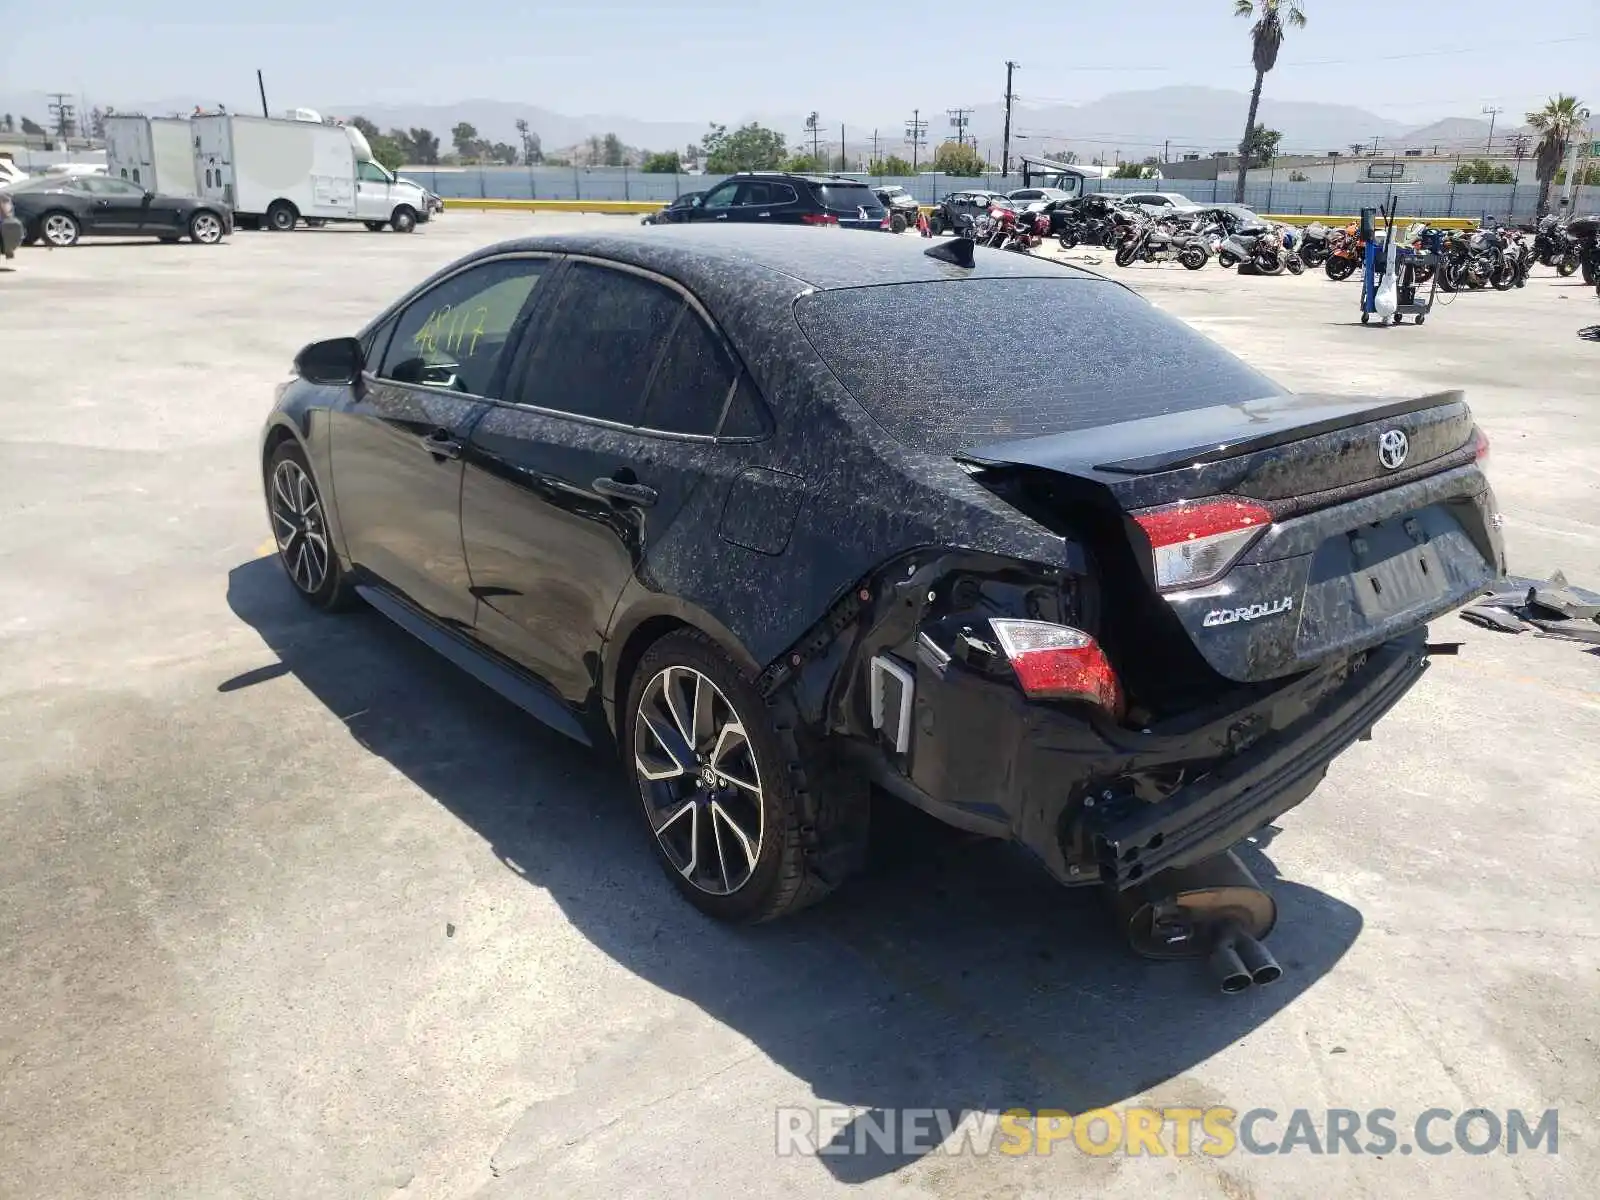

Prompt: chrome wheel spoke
xmin=269 ymin=460 xmax=327 ymax=593
xmin=636 ymin=712 xmax=691 ymax=780
xmin=709 ymin=722 xmax=760 ymax=793
xmin=710 ymin=800 xmax=759 ymax=877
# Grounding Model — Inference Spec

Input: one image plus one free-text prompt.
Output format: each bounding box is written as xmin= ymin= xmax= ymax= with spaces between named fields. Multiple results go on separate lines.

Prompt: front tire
xmin=390 ymin=206 xmax=417 ymax=233
xmin=189 ymin=210 xmax=225 ymax=244
xmin=265 ymin=200 xmax=298 ymax=232
xmin=1180 ymin=245 xmax=1207 ymax=270
xmin=1325 ymin=255 xmax=1358 ymax=281
xmin=265 ymin=441 xmax=356 ymax=611
xmin=624 ymin=630 xmax=865 ymax=923
xmin=40 ymin=211 xmax=80 ymax=247
xmin=364 ymin=220 xmax=386 ymax=232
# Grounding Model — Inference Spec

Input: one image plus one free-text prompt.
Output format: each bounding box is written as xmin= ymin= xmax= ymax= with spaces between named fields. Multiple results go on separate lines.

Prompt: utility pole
xmin=905 ymin=109 xmax=927 ymax=172
xmin=1482 ymin=106 xmax=1503 ymax=154
xmin=1163 ymin=138 xmax=1170 ymax=163
xmin=1001 ymin=61 xmax=1018 ymax=178
xmin=46 ymin=92 xmax=76 ymax=140
xmin=870 ymin=129 xmax=880 ymax=168
xmin=946 ymin=107 xmax=973 ymax=149
xmin=257 ymin=69 xmax=270 ymax=118
xmin=839 ymin=124 xmax=845 ymax=172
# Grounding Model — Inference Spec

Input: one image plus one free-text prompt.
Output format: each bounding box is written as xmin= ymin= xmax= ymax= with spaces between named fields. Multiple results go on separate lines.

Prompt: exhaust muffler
xmin=1111 ymin=850 xmax=1282 ymax=993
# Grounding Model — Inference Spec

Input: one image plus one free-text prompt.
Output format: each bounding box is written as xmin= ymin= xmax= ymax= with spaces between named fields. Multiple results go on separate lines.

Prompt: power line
xmin=946 ymin=107 xmax=973 ymax=148
xmin=1002 ymin=61 xmax=1018 ymax=177
xmin=904 ymin=108 xmax=927 ymax=171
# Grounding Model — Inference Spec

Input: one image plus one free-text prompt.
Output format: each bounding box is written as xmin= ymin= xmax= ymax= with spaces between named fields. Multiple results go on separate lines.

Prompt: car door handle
xmin=715 ymin=213 xmax=729 ymax=220
xmin=592 ymin=477 xmax=657 ymax=507
xmin=417 ymin=429 xmax=462 ymax=460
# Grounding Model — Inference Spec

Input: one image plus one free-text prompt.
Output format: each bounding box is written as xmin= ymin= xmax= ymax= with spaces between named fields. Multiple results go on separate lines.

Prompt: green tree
xmin=367 ymin=135 xmax=406 ymax=172
xmin=491 ymin=142 xmax=518 ymax=165
xmin=408 ymin=128 xmax=441 ymax=164
xmin=348 ymin=116 xmax=381 ymax=141
xmin=785 ymin=153 xmax=825 ymax=173
xmin=872 ymin=154 xmax=914 ymax=176
xmin=1555 ymin=164 xmax=1600 ymax=186
xmin=1232 ymin=0 xmax=1307 ymax=202
xmin=602 ymin=132 xmax=625 ymax=167
xmin=641 ymin=150 xmax=682 ymax=173
xmin=20 ymin=116 xmax=46 ymax=136
xmin=1448 ymin=158 xmax=1515 ymax=184
xmin=704 ymin=122 xmax=787 ymax=172
xmin=1243 ymin=125 xmax=1283 ymax=166
xmin=1287 ymin=169 xmax=1308 ymax=181
xmin=1110 ymin=161 xmax=1146 ymax=178
xmin=452 ymin=122 xmax=481 ymax=159
xmin=1526 ymin=93 xmax=1590 ymax=215
xmin=932 ymin=140 xmax=983 ymax=176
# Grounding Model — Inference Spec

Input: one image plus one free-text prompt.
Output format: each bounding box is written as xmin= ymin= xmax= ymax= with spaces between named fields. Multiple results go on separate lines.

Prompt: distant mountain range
xmin=0 ymin=85 xmax=1534 ymax=164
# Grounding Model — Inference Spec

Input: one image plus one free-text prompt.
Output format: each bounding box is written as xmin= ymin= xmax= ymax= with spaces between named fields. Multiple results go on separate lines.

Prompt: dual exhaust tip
xmin=1209 ymin=921 xmax=1283 ymax=994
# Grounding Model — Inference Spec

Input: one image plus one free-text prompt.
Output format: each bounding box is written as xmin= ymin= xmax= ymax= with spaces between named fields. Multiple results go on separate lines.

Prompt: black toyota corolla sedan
xmin=5 ymin=174 xmax=231 ymax=246
xmin=260 ymin=225 xmax=1502 ymax=928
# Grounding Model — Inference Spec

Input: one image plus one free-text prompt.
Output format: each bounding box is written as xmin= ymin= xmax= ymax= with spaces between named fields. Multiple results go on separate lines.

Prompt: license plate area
xmin=1334 ymin=515 xmax=1452 ymax=620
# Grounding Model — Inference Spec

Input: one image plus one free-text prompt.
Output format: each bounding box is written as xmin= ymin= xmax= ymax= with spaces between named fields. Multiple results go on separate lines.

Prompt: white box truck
xmin=105 ymin=115 xmax=198 ymax=197
xmin=192 ymin=114 xmax=431 ymax=233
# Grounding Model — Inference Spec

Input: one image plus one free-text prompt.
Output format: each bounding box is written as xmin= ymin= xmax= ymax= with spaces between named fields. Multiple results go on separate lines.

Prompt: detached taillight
xmin=989 ymin=619 xmax=1123 ymax=714
xmin=1132 ymin=497 xmax=1273 ymax=592
xmin=801 ymin=212 xmax=839 ymax=227
xmin=1472 ymin=427 xmax=1490 ymax=463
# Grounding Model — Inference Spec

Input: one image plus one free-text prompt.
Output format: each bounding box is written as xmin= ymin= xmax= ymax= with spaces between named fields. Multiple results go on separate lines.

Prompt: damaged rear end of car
xmin=779 ymin=273 xmax=1504 ymax=911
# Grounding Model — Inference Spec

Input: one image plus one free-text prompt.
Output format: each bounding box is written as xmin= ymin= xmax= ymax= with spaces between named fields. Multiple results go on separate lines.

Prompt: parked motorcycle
xmin=1533 ymin=215 xmax=1581 ymax=277
xmin=1114 ymin=214 xmax=1209 ymax=269
xmin=1219 ymin=223 xmax=1302 ymax=274
xmin=1297 ymin=221 xmax=1332 ymax=268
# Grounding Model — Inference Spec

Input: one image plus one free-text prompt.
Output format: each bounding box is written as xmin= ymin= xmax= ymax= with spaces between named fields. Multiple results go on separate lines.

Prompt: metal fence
xmin=410 ymin=165 xmax=1546 ymax=222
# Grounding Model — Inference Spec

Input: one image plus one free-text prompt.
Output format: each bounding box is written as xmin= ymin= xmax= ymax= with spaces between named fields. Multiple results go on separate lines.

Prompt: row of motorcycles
xmin=953 ymin=194 xmax=1600 ymax=297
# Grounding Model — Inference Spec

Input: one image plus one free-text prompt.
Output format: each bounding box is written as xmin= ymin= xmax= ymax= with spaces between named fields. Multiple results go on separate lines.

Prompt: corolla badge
xmin=1203 ymin=596 xmax=1295 ymax=628
xmin=1378 ymin=428 xmax=1409 ymax=470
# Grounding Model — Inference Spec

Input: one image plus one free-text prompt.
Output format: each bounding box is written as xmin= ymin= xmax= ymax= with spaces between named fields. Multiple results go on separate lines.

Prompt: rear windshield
xmin=795 ymin=277 xmax=1283 ymax=453
xmin=814 ymin=183 xmax=885 ymax=216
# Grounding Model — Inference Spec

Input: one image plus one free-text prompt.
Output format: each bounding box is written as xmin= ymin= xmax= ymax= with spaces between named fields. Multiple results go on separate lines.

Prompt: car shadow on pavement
xmin=226 ymin=556 xmax=1363 ymax=1184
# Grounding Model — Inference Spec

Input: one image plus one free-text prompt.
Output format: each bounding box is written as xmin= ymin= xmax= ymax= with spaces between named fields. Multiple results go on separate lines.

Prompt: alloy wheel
xmin=43 ymin=215 xmax=77 ymax=246
xmin=269 ymin=459 xmax=330 ymax=594
xmin=634 ymin=665 xmax=764 ymax=896
xmin=192 ymin=213 xmax=223 ymax=243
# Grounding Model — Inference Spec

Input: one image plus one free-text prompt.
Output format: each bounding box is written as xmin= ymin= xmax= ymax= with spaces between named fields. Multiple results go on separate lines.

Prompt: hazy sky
xmin=2 ymin=1 xmax=1594 ymax=126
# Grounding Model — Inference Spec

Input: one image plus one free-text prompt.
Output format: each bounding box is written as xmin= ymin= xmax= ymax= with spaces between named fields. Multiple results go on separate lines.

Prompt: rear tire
xmin=1057 ymin=229 xmax=1078 ymax=250
xmin=264 ymin=441 xmax=358 ymax=612
xmin=889 ymin=212 xmax=907 ymax=234
xmin=390 ymin=206 xmax=417 ymax=234
xmin=40 ymin=211 xmax=80 ymax=247
xmin=927 ymin=213 xmax=943 ymax=236
xmin=622 ymin=630 xmax=867 ymax=924
xmin=266 ymin=201 xmax=298 ymax=232
xmin=1179 ymin=245 xmax=1207 ymax=270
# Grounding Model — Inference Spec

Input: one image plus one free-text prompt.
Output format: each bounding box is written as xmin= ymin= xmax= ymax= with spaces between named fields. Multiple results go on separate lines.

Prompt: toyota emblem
xmin=1378 ymin=429 xmax=1409 ymax=470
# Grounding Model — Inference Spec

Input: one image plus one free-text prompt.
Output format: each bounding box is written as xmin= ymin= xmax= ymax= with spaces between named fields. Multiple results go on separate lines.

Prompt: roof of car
xmin=468 ymin=224 xmax=1099 ymax=295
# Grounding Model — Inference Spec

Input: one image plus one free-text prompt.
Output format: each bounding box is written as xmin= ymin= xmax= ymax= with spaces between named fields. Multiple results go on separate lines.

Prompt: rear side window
xmin=639 ymin=310 xmax=736 ymax=436
xmin=378 ymin=258 xmax=546 ymax=396
xmin=795 ymin=278 xmax=1283 ymax=454
xmin=518 ymin=262 xmax=681 ymax=425
xmin=813 ymin=184 xmax=884 ymax=217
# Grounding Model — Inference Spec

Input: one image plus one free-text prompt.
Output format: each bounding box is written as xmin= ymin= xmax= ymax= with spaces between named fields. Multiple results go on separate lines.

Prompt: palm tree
xmin=1232 ymin=0 xmax=1307 ymax=203
xmin=1525 ymin=94 xmax=1590 ymax=216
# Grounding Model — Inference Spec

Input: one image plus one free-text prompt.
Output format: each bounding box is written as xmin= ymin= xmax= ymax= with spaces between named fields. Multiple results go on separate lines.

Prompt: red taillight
xmin=1472 ymin=427 xmax=1490 ymax=463
xmin=1131 ymin=496 xmax=1273 ymax=592
xmin=989 ymin=619 xmax=1123 ymax=714
xmin=801 ymin=212 xmax=839 ymax=227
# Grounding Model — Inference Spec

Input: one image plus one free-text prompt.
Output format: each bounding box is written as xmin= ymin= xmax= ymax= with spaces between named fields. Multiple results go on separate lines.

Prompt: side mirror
xmin=294 ymin=337 xmax=364 ymax=386
xmin=689 ymin=195 xmax=704 ymax=207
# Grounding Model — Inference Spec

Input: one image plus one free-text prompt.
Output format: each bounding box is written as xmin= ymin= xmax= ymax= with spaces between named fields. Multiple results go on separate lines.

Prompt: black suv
xmin=680 ymin=172 xmax=887 ymax=231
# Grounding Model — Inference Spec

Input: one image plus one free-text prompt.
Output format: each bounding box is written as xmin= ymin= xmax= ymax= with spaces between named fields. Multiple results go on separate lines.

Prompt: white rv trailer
xmin=191 ymin=114 xmax=431 ymax=232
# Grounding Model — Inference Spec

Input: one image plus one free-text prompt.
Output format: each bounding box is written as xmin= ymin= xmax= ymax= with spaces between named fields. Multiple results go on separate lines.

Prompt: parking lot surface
xmin=1 ymin=214 xmax=1595 ymax=1199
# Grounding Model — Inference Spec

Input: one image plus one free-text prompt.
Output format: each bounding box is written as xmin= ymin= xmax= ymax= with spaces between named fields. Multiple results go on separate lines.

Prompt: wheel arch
xmin=603 ymin=592 xmax=762 ymax=737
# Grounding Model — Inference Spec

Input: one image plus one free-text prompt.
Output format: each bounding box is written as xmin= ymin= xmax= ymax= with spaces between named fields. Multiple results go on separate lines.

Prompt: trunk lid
xmin=959 ymin=391 xmax=1503 ymax=689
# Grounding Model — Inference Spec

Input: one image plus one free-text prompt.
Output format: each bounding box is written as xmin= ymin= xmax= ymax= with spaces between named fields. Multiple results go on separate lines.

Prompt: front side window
xmin=82 ymin=177 xmax=145 ymax=197
xmin=357 ymin=160 xmax=389 ymax=183
xmin=377 ymin=258 xmax=547 ymax=396
xmin=701 ymin=183 xmax=739 ymax=210
xmin=516 ymin=262 xmax=682 ymax=425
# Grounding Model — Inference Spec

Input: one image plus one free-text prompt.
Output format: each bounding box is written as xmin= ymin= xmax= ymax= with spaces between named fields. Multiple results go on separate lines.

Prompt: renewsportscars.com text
xmin=774 ymin=1106 xmax=1559 ymax=1158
